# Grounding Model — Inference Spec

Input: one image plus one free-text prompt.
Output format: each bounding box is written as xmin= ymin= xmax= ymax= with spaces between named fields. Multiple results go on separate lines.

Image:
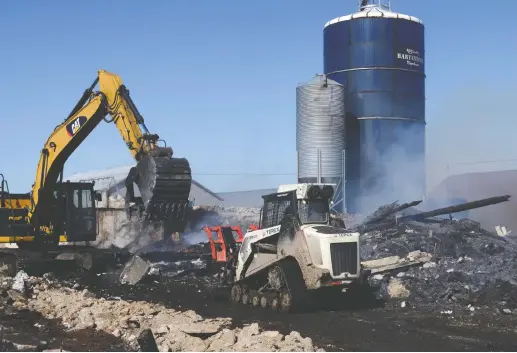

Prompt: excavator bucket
xmin=126 ymin=155 xmax=192 ymax=232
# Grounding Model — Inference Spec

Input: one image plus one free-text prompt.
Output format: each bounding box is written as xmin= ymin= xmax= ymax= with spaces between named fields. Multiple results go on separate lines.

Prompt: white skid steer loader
xmin=206 ymin=183 xmax=371 ymax=313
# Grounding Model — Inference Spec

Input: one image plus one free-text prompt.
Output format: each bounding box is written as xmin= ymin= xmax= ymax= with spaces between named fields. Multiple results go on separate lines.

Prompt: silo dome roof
xmin=324 ymin=5 xmax=423 ymax=29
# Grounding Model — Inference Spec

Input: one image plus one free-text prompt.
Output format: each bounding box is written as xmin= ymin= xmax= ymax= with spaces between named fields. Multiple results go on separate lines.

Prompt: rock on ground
xmin=2 ymin=273 xmax=321 ymax=352
xmin=387 ymin=278 xmax=410 ymax=299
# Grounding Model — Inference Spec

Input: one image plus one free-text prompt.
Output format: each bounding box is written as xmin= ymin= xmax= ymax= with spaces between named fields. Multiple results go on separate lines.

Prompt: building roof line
xmin=192 ymin=179 xmax=224 ymax=201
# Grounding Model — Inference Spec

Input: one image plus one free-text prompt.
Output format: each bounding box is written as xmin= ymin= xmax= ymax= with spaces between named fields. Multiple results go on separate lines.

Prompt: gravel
xmin=0 ymin=270 xmax=320 ymax=352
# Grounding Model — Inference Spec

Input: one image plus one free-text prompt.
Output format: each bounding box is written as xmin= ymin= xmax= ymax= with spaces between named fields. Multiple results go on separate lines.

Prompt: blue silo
xmin=323 ymin=0 xmax=426 ymax=213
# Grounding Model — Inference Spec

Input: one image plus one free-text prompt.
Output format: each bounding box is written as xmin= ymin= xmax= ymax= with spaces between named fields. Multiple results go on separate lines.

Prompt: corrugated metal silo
xmin=296 ymin=74 xmax=346 ymax=210
xmin=323 ymin=0 xmax=426 ymax=213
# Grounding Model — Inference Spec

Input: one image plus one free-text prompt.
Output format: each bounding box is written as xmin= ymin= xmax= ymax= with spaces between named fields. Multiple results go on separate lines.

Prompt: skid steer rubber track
xmin=276 ymin=259 xmax=312 ymax=313
xmin=231 ymin=258 xmax=312 ymax=313
xmin=134 ymin=155 xmax=192 ymax=229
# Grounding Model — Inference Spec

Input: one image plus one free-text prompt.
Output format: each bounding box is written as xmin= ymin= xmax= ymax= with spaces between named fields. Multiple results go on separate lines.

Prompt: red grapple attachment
xmin=203 ymin=226 xmax=244 ymax=263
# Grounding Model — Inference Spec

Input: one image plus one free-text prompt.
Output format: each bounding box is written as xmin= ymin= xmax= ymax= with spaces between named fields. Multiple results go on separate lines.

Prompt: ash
xmin=358 ymin=200 xmax=517 ymax=314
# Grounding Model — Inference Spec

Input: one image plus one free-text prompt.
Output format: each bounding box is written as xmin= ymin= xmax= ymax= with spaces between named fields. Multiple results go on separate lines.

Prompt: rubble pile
xmin=0 ymin=271 xmax=320 ymax=352
xmin=359 ymin=198 xmax=517 ymax=313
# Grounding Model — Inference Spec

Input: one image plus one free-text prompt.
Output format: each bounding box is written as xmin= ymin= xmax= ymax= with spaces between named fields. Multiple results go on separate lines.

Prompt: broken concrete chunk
xmin=423 ymin=261 xmax=437 ymax=269
xmin=218 ymin=329 xmax=237 ymax=346
xmin=363 ymin=251 xmax=432 ymax=275
xmin=81 ymin=288 xmax=96 ymax=299
xmin=362 ymin=256 xmax=400 ymax=269
xmin=179 ymin=322 xmax=222 ymax=337
xmin=238 ymin=322 xmax=260 ymax=340
xmin=148 ymin=267 xmax=160 ymax=276
xmin=154 ymin=325 xmax=169 ymax=335
xmin=11 ymin=270 xmax=28 ymax=293
xmin=387 ymin=278 xmax=410 ymax=299
xmin=407 ymin=250 xmax=432 ymax=262
xmin=261 ymin=330 xmax=281 ymax=339
xmin=119 ymin=256 xmax=151 ymax=285
xmin=283 ymin=331 xmax=315 ymax=351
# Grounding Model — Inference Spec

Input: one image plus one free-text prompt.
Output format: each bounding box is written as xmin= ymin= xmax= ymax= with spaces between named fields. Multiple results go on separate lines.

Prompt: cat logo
xmin=66 ymin=116 xmax=88 ymax=137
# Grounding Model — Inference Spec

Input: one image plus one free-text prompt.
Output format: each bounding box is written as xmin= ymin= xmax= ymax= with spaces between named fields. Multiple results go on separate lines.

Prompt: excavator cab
xmin=57 ymin=181 xmax=97 ymax=242
xmin=0 ymin=179 xmax=98 ymax=246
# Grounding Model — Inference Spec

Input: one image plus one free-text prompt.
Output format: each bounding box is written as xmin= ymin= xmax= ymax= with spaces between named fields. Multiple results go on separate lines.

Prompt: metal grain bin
xmin=296 ymin=74 xmax=345 ymax=209
xmin=323 ymin=0 xmax=426 ymax=213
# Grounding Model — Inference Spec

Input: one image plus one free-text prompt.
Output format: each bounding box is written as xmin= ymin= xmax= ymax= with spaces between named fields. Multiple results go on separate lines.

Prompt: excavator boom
xmin=28 ymin=69 xmax=192 ymax=242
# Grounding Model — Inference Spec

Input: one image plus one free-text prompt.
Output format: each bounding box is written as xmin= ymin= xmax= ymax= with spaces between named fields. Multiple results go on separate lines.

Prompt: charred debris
xmin=122 ymin=196 xmax=517 ymax=312
xmin=351 ymin=195 xmax=510 ymax=236
xmin=355 ymin=195 xmax=517 ymax=313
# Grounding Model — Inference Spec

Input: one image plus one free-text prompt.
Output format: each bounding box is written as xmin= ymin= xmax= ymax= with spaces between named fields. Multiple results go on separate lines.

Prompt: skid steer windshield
xmin=298 ymin=199 xmax=329 ymax=224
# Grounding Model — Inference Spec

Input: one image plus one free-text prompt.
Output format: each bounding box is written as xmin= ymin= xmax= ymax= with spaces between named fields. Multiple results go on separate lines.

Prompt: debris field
xmin=1 ymin=200 xmax=517 ymax=351
xmin=355 ymin=198 xmax=517 ymax=316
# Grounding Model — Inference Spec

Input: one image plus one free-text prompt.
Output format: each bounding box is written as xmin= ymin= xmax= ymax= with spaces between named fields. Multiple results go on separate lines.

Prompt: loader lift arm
xmin=29 ymin=69 xmax=192 ymax=241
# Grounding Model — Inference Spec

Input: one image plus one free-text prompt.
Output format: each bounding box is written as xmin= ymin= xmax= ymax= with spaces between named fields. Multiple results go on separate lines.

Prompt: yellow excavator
xmin=0 ymin=69 xmax=192 ymax=250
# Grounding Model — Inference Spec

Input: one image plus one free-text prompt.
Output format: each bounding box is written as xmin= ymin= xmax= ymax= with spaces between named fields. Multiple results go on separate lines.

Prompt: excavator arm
xmin=29 ymin=69 xmax=192 ymax=238
xmin=97 ymin=70 xmax=164 ymax=159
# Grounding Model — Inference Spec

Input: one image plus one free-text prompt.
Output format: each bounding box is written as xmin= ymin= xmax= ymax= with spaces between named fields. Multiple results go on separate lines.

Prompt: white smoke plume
xmin=354 ymin=120 xmax=426 ymax=215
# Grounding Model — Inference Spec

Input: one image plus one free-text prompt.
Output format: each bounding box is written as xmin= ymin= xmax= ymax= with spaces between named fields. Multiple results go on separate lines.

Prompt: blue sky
xmin=1 ymin=0 xmax=516 ymax=193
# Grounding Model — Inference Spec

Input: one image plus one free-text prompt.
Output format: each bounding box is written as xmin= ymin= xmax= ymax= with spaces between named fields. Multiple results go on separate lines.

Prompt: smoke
xmin=425 ymin=84 xmax=517 ymax=230
xmin=90 ymin=212 xmax=166 ymax=254
xmin=353 ymin=83 xmax=517 ymax=230
xmin=182 ymin=231 xmax=211 ymax=246
xmin=355 ymin=121 xmax=426 ymax=215
xmin=91 ymin=204 xmax=262 ymax=253
xmin=181 ymin=206 xmax=261 ymax=246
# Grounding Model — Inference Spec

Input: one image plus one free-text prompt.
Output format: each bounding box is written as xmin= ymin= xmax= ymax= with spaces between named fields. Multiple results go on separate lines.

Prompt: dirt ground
xmin=1 ymin=252 xmax=517 ymax=352
xmin=83 ymin=271 xmax=517 ymax=352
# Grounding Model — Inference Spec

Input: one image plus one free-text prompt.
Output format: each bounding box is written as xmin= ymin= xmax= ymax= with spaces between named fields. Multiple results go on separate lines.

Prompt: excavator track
xmin=230 ymin=259 xmax=312 ymax=313
xmin=131 ymin=155 xmax=192 ymax=230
